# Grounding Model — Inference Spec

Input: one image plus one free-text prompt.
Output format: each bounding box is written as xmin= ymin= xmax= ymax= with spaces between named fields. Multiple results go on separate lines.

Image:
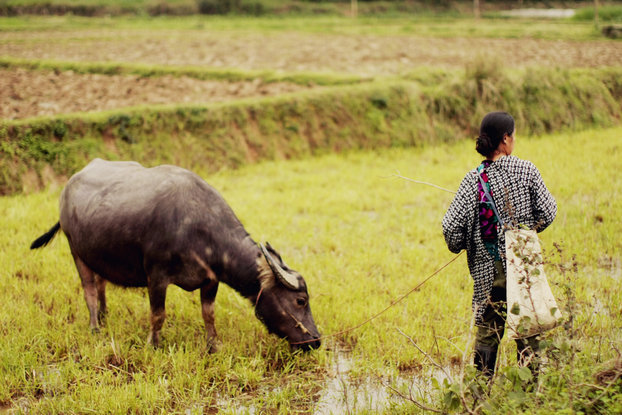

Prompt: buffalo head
xmin=255 ymin=243 xmax=321 ymax=351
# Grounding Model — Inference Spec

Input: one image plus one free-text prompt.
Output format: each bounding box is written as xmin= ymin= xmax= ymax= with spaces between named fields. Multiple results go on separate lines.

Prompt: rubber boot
xmin=517 ymin=340 xmax=540 ymax=389
xmin=474 ymin=345 xmax=498 ymax=380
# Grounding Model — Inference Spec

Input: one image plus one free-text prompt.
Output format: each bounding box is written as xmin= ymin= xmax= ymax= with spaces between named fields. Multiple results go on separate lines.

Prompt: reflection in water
xmin=314 ymin=346 xmax=460 ymax=414
xmin=314 ymin=349 xmax=394 ymax=414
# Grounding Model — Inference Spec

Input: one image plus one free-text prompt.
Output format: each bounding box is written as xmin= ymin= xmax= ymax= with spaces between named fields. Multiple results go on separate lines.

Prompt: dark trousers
xmin=474 ymin=261 xmax=540 ymax=378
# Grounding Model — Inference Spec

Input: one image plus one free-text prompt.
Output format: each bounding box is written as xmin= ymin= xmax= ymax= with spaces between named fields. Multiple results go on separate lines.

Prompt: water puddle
xmin=595 ymin=256 xmax=622 ymax=280
xmin=208 ymin=347 xmax=417 ymax=414
xmin=0 ymin=399 xmax=30 ymax=415
xmin=194 ymin=346 xmax=460 ymax=413
xmin=314 ymin=346 xmax=458 ymax=414
xmin=499 ymin=9 xmax=576 ymax=18
xmin=314 ymin=349 xmax=395 ymax=414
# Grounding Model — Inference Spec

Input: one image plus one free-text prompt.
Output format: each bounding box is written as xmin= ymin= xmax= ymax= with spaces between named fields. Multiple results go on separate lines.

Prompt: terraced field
xmin=0 ymin=67 xmax=314 ymax=119
xmin=2 ymin=28 xmax=622 ymax=75
xmin=2 ymin=16 xmax=621 ymax=120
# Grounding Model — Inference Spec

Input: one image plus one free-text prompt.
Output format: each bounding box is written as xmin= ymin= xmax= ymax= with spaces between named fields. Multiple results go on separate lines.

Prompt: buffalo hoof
xmin=146 ymin=332 xmax=161 ymax=348
xmin=97 ymin=311 xmax=107 ymax=323
xmin=90 ymin=327 xmax=100 ymax=334
xmin=206 ymin=339 xmax=221 ymax=354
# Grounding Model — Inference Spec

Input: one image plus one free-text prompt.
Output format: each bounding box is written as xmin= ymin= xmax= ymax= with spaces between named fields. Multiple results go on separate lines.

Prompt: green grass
xmin=0 ymin=14 xmax=606 ymax=41
xmin=573 ymin=5 xmax=622 ymax=23
xmin=0 ymin=56 xmax=368 ymax=85
xmin=1 ymin=126 xmax=621 ymax=412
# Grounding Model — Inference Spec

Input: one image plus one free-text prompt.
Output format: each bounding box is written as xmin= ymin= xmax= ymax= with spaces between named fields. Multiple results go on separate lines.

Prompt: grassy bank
xmin=1 ymin=127 xmax=621 ymax=413
xmin=0 ymin=56 xmax=368 ymax=86
xmin=0 ymin=14 xmax=607 ymax=41
xmin=1 ymin=66 xmax=621 ymax=195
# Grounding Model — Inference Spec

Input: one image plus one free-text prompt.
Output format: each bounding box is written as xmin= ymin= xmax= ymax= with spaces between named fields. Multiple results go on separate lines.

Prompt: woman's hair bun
xmin=476 ymin=112 xmax=515 ymax=157
xmin=475 ymin=133 xmax=493 ymax=155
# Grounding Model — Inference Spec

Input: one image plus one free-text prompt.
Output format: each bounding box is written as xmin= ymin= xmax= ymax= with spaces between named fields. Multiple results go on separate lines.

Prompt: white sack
xmin=506 ymin=229 xmax=562 ymax=340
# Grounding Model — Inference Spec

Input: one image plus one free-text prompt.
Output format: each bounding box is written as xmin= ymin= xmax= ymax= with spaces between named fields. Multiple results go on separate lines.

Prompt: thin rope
xmin=255 ymin=285 xmax=265 ymax=308
xmin=291 ymin=251 xmax=465 ymax=345
xmin=380 ymin=169 xmax=457 ymax=194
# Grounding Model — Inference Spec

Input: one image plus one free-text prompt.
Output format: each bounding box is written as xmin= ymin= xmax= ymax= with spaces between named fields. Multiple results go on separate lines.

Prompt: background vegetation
xmin=2 ymin=65 xmax=621 ymax=195
xmin=573 ymin=4 xmax=622 ymax=22
xmin=1 ymin=0 xmax=621 ymax=17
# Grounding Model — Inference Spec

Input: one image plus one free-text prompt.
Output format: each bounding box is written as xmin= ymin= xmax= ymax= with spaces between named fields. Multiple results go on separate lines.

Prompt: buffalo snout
xmin=291 ymin=336 xmax=321 ymax=352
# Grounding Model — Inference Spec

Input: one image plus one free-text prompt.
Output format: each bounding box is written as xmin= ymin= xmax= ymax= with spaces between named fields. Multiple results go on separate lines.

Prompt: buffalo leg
xmin=70 ymin=250 xmax=100 ymax=333
xmin=95 ymin=275 xmax=108 ymax=322
xmin=201 ymin=281 xmax=220 ymax=353
xmin=146 ymin=278 xmax=168 ymax=348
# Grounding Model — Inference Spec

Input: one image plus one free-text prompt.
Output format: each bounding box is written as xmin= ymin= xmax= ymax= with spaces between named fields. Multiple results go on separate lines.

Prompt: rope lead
xmin=291 ymin=251 xmax=465 ymax=345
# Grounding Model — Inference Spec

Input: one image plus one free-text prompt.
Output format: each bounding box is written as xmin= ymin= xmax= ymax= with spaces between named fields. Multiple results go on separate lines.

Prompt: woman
xmin=442 ymin=111 xmax=557 ymax=379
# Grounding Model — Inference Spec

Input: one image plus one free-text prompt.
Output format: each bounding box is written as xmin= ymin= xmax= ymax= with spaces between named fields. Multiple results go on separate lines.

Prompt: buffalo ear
xmin=256 ymin=253 xmax=275 ymax=290
xmin=260 ymin=243 xmax=300 ymax=291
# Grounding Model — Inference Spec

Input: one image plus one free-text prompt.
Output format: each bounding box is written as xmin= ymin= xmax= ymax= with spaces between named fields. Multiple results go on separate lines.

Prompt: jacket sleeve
xmin=442 ymin=173 xmax=475 ymax=254
xmin=529 ymin=163 xmax=557 ymax=232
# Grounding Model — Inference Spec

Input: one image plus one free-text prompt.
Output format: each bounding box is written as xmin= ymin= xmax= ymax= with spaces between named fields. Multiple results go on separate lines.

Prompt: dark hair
xmin=475 ymin=111 xmax=515 ymax=157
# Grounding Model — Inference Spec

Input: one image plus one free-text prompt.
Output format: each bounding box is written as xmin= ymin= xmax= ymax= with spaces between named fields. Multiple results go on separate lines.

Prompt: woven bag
xmin=505 ymin=228 xmax=562 ymax=339
xmin=475 ymin=170 xmax=562 ymax=339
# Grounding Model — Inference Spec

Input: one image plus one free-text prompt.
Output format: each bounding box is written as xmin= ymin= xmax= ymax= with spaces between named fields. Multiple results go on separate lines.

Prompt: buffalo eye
xmin=296 ymin=298 xmax=307 ymax=307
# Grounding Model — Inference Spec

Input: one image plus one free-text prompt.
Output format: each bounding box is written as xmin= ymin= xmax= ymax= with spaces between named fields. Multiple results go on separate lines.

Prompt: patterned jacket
xmin=442 ymin=155 xmax=557 ymax=324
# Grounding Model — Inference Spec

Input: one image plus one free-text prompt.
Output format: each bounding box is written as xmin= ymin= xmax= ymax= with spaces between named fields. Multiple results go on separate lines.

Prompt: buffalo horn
xmin=260 ymin=243 xmax=300 ymax=290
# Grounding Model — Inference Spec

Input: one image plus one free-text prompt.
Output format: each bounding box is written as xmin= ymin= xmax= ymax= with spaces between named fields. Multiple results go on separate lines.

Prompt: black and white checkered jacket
xmin=442 ymin=155 xmax=557 ymax=324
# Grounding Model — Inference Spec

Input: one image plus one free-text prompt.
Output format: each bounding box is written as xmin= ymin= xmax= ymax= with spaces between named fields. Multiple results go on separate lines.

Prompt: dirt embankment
xmin=0 ymin=68 xmax=314 ymax=120
xmin=1 ymin=31 xmax=622 ymax=75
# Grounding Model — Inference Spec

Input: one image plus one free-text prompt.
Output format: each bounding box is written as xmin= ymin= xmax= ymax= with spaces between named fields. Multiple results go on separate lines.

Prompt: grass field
xmin=1 ymin=7 xmax=621 ymax=412
xmin=1 ymin=126 xmax=621 ymax=413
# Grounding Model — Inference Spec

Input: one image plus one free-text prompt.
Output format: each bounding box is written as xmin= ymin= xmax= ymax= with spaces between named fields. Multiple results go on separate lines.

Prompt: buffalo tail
xmin=30 ymin=221 xmax=61 ymax=250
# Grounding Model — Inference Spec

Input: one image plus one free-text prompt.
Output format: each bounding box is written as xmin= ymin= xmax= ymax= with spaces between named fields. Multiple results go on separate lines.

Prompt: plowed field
xmin=2 ymin=30 xmax=621 ymax=74
xmin=0 ymin=68 xmax=313 ymax=119
xmin=2 ymin=24 xmax=621 ymax=119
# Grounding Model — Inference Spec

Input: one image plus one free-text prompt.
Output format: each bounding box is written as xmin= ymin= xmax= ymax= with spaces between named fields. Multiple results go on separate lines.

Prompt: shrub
xmin=197 ymin=0 xmax=241 ymax=14
xmin=572 ymin=5 xmax=622 ymax=23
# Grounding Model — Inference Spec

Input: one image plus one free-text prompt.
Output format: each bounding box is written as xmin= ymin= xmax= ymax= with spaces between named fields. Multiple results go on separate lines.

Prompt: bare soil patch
xmin=1 ymin=30 xmax=622 ymax=75
xmin=0 ymin=68 xmax=314 ymax=119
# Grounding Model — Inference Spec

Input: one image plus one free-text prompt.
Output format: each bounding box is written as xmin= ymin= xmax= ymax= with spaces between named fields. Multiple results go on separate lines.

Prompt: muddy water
xmin=207 ymin=346 xmax=458 ymax=413
xmin=210 ymin=349 xmax=402 ymax=414
xmin=594 ymin=257 xmax=622 ymax=280
xmin=314 ymin=349 xmax=395 ymax=414
xmin=315 ymin=347 xmax=461 ymax=414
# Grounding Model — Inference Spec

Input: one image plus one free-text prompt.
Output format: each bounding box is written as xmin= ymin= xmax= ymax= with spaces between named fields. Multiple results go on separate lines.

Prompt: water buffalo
xmin=31 ymin=159 xmax=321 ymax=352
